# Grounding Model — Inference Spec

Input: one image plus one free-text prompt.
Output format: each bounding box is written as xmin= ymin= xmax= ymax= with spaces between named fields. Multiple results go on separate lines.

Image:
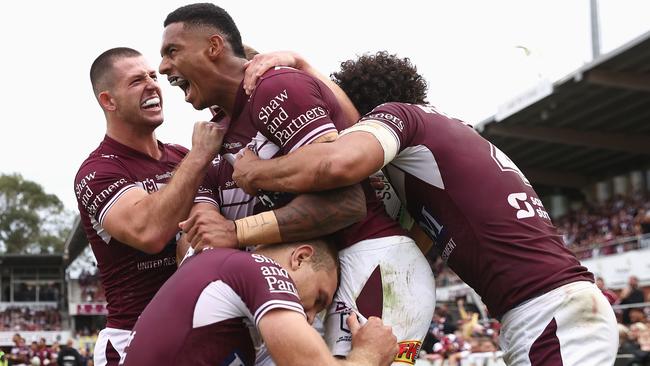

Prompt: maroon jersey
xmin=74 ymin=135 xmax=217 ymax=330
xmin=120 ymin=249 xmax=305 ymax=366
xmin=219 ymin=67 xmax=404 ymax=248
xmin=359 ymin=103 xmax=593 ymax=318
xmin=203 ymin=151 xmax=259 ymax=220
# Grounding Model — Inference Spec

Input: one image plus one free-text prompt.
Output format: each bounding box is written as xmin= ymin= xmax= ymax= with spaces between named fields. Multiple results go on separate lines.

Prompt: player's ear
xmin=290 ymin=245 xmax=315 ymax=271
xmin=98 ymin=91 xmax=116 ymax=112
xmin=208 ymin=34 xmax=226 ymax=60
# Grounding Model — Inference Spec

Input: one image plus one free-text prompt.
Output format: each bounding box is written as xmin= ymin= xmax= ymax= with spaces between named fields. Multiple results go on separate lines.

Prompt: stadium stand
xmin=421 ymin=30 xmax=650 ymax=365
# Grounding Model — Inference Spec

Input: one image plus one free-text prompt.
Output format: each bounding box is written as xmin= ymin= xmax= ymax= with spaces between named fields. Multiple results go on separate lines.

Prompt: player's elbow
xmin=125 ymin=225 xmax=174 ymax=254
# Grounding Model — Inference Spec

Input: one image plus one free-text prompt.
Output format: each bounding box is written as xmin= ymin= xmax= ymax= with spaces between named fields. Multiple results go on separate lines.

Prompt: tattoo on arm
xmin=275 ymin=184 xmax=366 ymax=242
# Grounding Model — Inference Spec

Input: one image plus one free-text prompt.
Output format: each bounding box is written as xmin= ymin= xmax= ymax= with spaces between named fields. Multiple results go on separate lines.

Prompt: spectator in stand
xmin=631 ymin=308 xmax=648 ymax=324
xmin=619 ymin=324 xmax=640 ymax=354
xmin=596 ymin=276 xmax=619 ymax=305
xmin=631 ymin=323 xmax=649 ymax=345
xmin=636 ymin=208 xmax=650 ymax=234
xmin=620 ymin=276 xmax=646 ymax=324
xmin=629 ymin=328 xmax=650 ymax=366
xmin=9 ymin=333 xmax=29 ymax=365
xmin=58 ymin=339 xmax=84 ymax=366
xmin=50 ymin=341 xmax=60 ymax=365
xmin=35 ymin=338 xmax=50 ymax=365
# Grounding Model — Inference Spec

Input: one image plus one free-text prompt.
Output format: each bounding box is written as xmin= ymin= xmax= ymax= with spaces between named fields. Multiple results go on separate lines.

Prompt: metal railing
xmin=572 ymin=233 xmax=650 ymax=260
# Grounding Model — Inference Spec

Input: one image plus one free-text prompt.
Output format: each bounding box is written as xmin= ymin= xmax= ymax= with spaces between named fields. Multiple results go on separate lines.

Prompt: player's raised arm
xmin=233 ymin=129 xmax=385 ymax=195
xmin=101 ymin=121 xmax=224 ymax=254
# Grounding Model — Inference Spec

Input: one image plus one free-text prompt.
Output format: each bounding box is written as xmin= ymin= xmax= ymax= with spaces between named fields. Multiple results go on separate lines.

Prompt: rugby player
xmin=158 ymin=4 xmax=436 ymax=364
xmin=74 ymin=47 xmax=222 ymax=365
xmin=232 ymin=51 xmax=619 ymax=365
xmin=119 ymin=239 xmax=398 ymax=366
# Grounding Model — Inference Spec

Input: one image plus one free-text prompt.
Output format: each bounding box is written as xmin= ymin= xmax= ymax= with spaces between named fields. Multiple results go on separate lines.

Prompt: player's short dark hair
xmin=306 ymin=236 xmax=339 ymax=273
xmin=331 ymin=51 xmax=428 ymax=115
xmin=164 ymin=3 xmax=246 ymax=58
xmin=90 ymin=47 xmax=142 ymax=96
xmin=259 ymin=236 xmax=339 ymax=275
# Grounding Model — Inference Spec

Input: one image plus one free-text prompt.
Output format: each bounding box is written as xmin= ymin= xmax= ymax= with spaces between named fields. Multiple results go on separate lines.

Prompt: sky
xmin=0 ymin=0 xmax=649 ymax=212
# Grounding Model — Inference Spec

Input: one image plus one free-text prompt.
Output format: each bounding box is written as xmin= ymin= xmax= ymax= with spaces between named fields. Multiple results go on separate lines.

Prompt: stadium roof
xmin=64 ymin=216 xmax=87 ymax=267
xmin=477 ymin=30 xmax=650 ymax=190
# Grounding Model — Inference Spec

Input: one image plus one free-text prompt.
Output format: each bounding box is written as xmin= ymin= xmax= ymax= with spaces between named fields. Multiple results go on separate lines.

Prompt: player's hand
xmin=243 ymin=51 xmax=305 ymax=95
xmin=191 ymin=121 xmax=226 ymax=163
xmin=369 ymin=175 xmax=385 ymax=191
xmin=179 ymin=209 xmax=238 ymax=251
xmin=232 ymin=149 xmax=262 ymax=195
xmin=347 ymin=313 xmax=398 ymax=366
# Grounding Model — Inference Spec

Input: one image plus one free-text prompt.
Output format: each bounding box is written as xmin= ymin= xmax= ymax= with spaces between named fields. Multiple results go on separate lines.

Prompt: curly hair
xmin=331 ymin=51 xmax=428 ymax=115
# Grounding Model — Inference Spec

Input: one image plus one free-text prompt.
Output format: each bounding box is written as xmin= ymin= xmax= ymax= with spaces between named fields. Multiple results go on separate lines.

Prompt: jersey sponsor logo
xmin=155 ymin=171 xmax=173 ymax=180
xmin=507 ymin=192 xmax=550 ymax=220
xmin=75 ymin=171 xmax=96 ymax=203
xmin=440 ymin=238 xmax=457 ymax=263
xmin=223 ymin=142 xmax=243 ymax=150
xmin=490 ymin=143 xmax=531 ymax=187
xmin=136 ymin=255 xmax=176 ymax=270
xmin=257 ymin=89 xmax=328 ymax=147
xmin=365 ymin=112 xmax=404 ymax=131
xmin=252 ymin=254 xmax=299 ymax=297
xmin=86 ymin=178 xmax=128 ymax=216
xmin=394 ymin=340 xmax=422 ymax=365
xmin=418 ymin=207 xmax=445 ymax=245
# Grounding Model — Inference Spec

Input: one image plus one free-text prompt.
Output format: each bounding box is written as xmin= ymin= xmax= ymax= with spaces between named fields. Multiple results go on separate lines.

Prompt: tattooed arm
xmin=181 ymin=184 xmax=366 ymax=250
xmin=275 ymin=184 xmax=366 ymax=242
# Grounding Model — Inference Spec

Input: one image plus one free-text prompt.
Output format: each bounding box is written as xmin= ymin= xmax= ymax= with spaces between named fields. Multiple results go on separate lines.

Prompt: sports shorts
xmin=499 ymin=281 xmax=617 ymax=366
xmin=324 ymin=235 xmax=436 ymax=365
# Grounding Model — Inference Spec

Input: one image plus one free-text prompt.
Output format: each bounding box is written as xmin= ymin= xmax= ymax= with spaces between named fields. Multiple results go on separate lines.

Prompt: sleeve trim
xmin=254 ymin=299 xmax=305 ymax=326
xmin=97 ymin=184 xmax=137 ymax=225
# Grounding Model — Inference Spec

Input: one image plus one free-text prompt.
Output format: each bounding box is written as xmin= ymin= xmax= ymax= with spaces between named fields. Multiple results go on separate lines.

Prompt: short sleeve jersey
xmin=73 ymin=135 xmax=218 ymax=329
xmin=119 ymin=249 xmax=305 ymax=366
xmin=219 ymin=67 xmax=404 ymax=248
xmin=357 ymin=103 xmax=594 ymax=318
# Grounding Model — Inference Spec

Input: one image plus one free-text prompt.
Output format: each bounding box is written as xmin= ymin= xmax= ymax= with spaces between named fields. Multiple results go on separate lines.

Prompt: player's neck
xmin=214 ymin=58 xmax=247 ymax=117
xmin=106 ymin=122 xmax=162 ymax=160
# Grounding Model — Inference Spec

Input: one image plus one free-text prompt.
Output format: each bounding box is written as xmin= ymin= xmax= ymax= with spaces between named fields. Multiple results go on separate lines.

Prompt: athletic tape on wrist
xmin=234 ymin=211 xmax=282 ymax=246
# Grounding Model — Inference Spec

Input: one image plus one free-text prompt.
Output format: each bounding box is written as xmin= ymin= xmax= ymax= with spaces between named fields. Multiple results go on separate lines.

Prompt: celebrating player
xmin=120 ymin=238 xmax=398 ymax=366
xmin=232 ymin=51 xmax=619 ymax=365
xmin=74 ymin=47 xmax=222 ymax=365
xmin=158 ymin=4 xmax=436 ymax=363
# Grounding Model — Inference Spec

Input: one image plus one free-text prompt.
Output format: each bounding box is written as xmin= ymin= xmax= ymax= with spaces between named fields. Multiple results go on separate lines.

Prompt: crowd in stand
xmin=0 ymin=307 xmax=61 ymax=332
xmin=3 ymin=333 xmax=90 ymax=366
xmin=556 ymin=194 xmax=650 ymax=252
xmin=417 ymin=273 xmax=650 ymax=365
xmin=76 ymin=272 xmax=104 ymax=303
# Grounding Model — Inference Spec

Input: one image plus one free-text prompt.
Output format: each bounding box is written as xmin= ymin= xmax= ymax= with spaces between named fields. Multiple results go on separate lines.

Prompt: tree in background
xmin=0 ymin=173 xmax=73 ymax=254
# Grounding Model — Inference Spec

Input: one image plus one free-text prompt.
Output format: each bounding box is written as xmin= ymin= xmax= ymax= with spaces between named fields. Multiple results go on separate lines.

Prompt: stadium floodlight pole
xmin=590 ymin=0 xmax=602 ymax=59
